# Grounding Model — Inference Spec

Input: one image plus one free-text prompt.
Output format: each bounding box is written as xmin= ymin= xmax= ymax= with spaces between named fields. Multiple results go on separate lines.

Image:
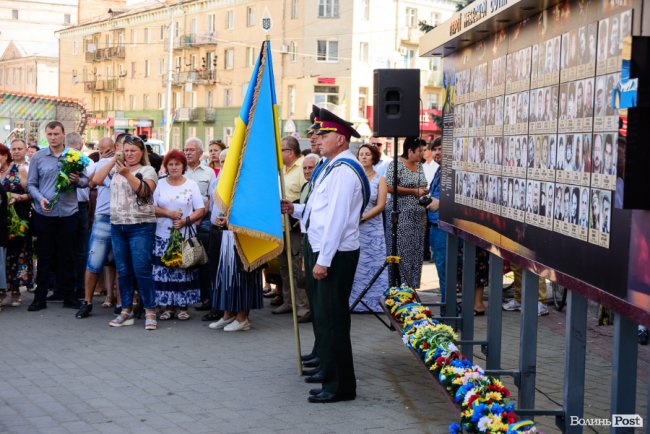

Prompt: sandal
xmin=145 ymin=312 xmax=157 ymax=330
xmin=159 ymin=310 xmax=173 ymax=321
xmin=109 ymin=310 xmax=134 ymax=327
xmin=177 ymin=310 xmax=190 ymax=321
xmin=102 ymin=296 xmax=113 ymax=308
xmin=10 ymin=293 xmax=21 ymax=307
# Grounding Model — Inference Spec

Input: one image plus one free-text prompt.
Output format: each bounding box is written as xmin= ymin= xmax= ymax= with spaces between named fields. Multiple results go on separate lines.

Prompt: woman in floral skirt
xmin=0 ymin=142 xmax=31 ymax=307
xmin=152 ymin=150 xmax=205 ymax=320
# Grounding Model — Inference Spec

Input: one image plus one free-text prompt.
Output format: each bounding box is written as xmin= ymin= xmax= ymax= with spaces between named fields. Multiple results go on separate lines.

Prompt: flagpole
xmin=278 ymin=169 xmax=303 ymax=376
xmin=263 ymin=30 xmax=303 ymax=375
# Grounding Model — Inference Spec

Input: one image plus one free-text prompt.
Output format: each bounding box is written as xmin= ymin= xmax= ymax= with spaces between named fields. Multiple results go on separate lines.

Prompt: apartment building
xmin=0 ymin=0 xmax=78 ymax=96
xmin=57 ymin=0 xmax=455 ymax=147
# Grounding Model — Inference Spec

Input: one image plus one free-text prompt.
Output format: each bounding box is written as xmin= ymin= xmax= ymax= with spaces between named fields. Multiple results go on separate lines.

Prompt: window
xmin=158 ymin=93 xmax=164 ymax=109
xmin=226 ymin=10 xmax=234 ymax=29
xmin=160 ymin=25 xmax=165 ymax=40
xmin=206 ymin=91 xmax=213 ymax=108
xmin=430 ymin=57 xmax=441 ymax=71
xmin=11 ymin=10 xmax=18 ymax=20
xmin=144 ymin=60 xmax=150 ymax=77
xmin=427 ymin=93 xmax=439 ymax=109
xmin=173 ymin=91 xmax=181 ymax=109
xmin=246 ymin=7 xmax=256 ymax=27
xmin=205 ymin=127 xmax=214 ymax=143
xmin=225 ymin=48 xmax=234 ymax=69
xmin=175 ymin=56 xmax=182 ymax=70
xmin=206 ymin=52 xmax=215 ymax=69
xmin=64 ymin=13 xmax=71 ymax=24
xmin=190 ymin=91 xmax=197 ymax=108
xmin=117 ymin=95 xmax=124 ymax=111
xmin=358 ymin=87 xmax=368 ymax=118
xmin=289 ymin=42 xmax=297 ymax=62
xmin=159 ymin=59 xmax=165 ymax=75
xmin=402 ymin=48 xmax=416 ymax=68
xmin=431 ymin=12 xmax=441 ymax=26
xmin=317 ymin=40 xmax=338 ymax=62
xmin=241 ymin=81 xmax=249 ymax=98
xmin=117 ymin=32 xmax=125 ymax=46
xmin=318 ymin=0 xmax=339 ymax=18
xmin=406 ymin=7 xmax=417 ymax=27
xmin=190 ymin=55 xmax=197 ymax=70
xmin=362 ymin=0 xmax=370 ymax=20
xmin=190 ymin=18 xmax=198 ymax=35
xmin=17 ymin=68 xmax=22 ymax=85
xmin=131 ymin=62 xmax=136 ymax=78
xmin=359 ymin=42 xmax=369 ymax=63
xmin=129 ymin=95 xmax=136 ymax=110
xmin=188 ymin=127 xmax=197 ymax=138
xmin=207 ymin=14 xmax=216 ymax=33
xmin=143 ymin=94 xmax=150 ymax=110
xmin=118 ymin=63 xmax=125 ymax=76
xmin=72 ymin=40 xmax=78 ymax=55
xmin=143 ymin=27 xmax=151 ymax=44
xmin=104 ymin=96 xmax=110 ymax=111
xmin=173 ymin=21 xmax=180 ymax=37
xmin=291 ymin=0 xmax=299 ymax=19
xmin=246 ymin=47 xmax=255 ymax=67
xmin=314 ymin=85 xmax=339 ymax=106
xmin=130 ymin=29 xmax=137 ymax=45
xmin=223 ymin=88 xmax=232 ymax=106
xmin=288 ymin=85 xmax=296 ymax=115
xmin=0 ymin=69 xmax=3 ymax=85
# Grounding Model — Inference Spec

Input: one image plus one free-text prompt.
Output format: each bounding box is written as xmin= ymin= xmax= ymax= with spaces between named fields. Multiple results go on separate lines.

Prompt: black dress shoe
xmin=201 ymin=311 xmax=222 ymax=322
xmin=27 ymin=301 xmax=47 ymax=312
xmin=62 ymin=299 xmax=81 ymax=309
xmin=303 ymin=358 xmax=320 ymax=368
xmin=75 ymin=302 xmax=93 ymax=319
xmin=309 ymin=388 xmax=322 ymax=396
xmin=308 ymin=391 xmax=355 ymax=403
xmin=301 ymin=353 xmax=316 ymax=362
xmin=301 ymin=368 xmax=320 ymax=377
xmin=304 ymin=374 xmax=325 ymax=384
xmin=195 ymin=301 xmax=211 ymax=311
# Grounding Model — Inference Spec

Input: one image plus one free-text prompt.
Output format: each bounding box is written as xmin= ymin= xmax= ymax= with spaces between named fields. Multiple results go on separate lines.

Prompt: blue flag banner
xmin=215 ymin=40 xmax=284 ymax=270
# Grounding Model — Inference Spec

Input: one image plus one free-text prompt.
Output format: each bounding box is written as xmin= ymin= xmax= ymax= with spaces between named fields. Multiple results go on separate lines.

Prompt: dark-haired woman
xmin=152 ymin=150 xmax=205 ymax=321
xmin=384 ymin=138 xmax=428 ymax=289
xmin=349 ymin=144 xmax=387 ymax=312
xmin=0 ymin=142 xmax=31 ymax=307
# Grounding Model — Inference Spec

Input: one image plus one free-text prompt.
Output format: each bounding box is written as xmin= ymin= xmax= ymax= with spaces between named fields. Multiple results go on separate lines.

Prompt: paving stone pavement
xmin=0 ymin=262 xmax=647 ymax=434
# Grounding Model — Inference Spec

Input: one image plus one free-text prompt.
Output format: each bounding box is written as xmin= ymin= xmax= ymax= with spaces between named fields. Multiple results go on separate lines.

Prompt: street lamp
xmin=153 ymin=0 xmax=175 ymax=154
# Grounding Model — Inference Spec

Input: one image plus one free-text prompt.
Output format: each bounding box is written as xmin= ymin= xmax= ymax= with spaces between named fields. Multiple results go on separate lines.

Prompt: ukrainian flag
xmin=215 ymin=40 xmax=283 ymax=270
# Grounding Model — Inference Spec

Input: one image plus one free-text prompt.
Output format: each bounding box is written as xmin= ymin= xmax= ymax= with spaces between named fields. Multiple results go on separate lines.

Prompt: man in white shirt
xmin=422 ymin=140 xmax=440 ymax=187
xmin=372 ymin=138 xmax=391 ymax=177
xmin=183 ymin=137 xmax=216 ymax=312
xmin=281 ymin=108 xmax=366 ymax=404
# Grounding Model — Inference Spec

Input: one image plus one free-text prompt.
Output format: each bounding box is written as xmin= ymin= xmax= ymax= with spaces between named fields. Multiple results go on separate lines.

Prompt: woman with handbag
xmin=93 ymin=135 xmax=158 ymax=330
xmin=152 ymin=150 xmax=205 ymax=321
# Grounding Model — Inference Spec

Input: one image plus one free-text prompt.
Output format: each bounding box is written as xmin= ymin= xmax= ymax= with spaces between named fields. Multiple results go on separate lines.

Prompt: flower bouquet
xmin=161 ymin=228 xmax=183 ymax=267
xmin=7 ymin=193 xmax=29 ymax=240
xmin=46 ymin=148 xmax=91 ymax=210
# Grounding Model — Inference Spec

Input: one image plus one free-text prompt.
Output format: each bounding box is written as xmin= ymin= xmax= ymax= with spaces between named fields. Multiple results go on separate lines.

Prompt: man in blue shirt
xmin=27 ymin=121 xmax=87 ymax=311
xmin=426 ymin=138 xmax=445 ymax=302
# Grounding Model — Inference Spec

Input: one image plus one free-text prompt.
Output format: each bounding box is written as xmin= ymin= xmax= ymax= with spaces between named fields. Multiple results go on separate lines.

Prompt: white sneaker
xmin=538 ymin=302 xmax=549 ymax=317
xmin=209 ymin=316 xmax=235 ymax=330
xmin=224 ymin=319 xmax=251 ymax=332
xmin=502 ymin=299 xmax=521 ymax=311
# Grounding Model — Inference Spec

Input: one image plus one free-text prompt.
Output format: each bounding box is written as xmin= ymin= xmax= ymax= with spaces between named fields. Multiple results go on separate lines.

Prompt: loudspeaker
xmin=373 ymin=69 xmax=420 ymax=137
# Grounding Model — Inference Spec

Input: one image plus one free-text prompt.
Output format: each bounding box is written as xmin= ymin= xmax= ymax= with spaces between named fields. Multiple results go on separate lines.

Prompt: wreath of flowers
xmin=384 ymin=285 xmax=537 ymax=434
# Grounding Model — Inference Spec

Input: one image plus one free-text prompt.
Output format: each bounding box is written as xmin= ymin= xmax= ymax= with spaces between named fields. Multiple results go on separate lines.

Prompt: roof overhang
xmin=420 ymin=0 xmax=564 ymax=57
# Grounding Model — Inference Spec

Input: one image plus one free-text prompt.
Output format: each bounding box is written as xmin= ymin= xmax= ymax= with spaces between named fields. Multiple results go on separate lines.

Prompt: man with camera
xmin=426 ymin=138 xmax=445 ymax=302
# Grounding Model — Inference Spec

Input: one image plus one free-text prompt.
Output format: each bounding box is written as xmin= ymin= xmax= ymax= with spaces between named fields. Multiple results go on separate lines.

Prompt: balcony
xmin=162 ymin=69 xmax=217 ymax=86
xmin=104 ymin=79 xmax=125 ymax=92
xmin=204 ymin=108 xmax=216 ymax=122
xmin=108 ymin=46 xmax=126 ymax=59
xmin=399 ymin=26 xmax=421 ymax=45
xmin=175 ymin=107 xmax=199 ymax=122
xmin=421 ymin=70 xmax=442 ymax=88
xmin=164 ymin=32 xmax=217 ymax=50
xmin=83 ymin=81 xmax=96 ymax=92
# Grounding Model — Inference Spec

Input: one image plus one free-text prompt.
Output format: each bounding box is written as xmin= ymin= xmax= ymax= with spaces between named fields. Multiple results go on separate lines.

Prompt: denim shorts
xmin=86 ymin=214 xmax=114 ymax=273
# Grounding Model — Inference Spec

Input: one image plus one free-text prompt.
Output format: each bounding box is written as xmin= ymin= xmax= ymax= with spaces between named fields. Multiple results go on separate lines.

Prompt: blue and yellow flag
xmin=215 ymin=40 xmax=284 ymax=270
